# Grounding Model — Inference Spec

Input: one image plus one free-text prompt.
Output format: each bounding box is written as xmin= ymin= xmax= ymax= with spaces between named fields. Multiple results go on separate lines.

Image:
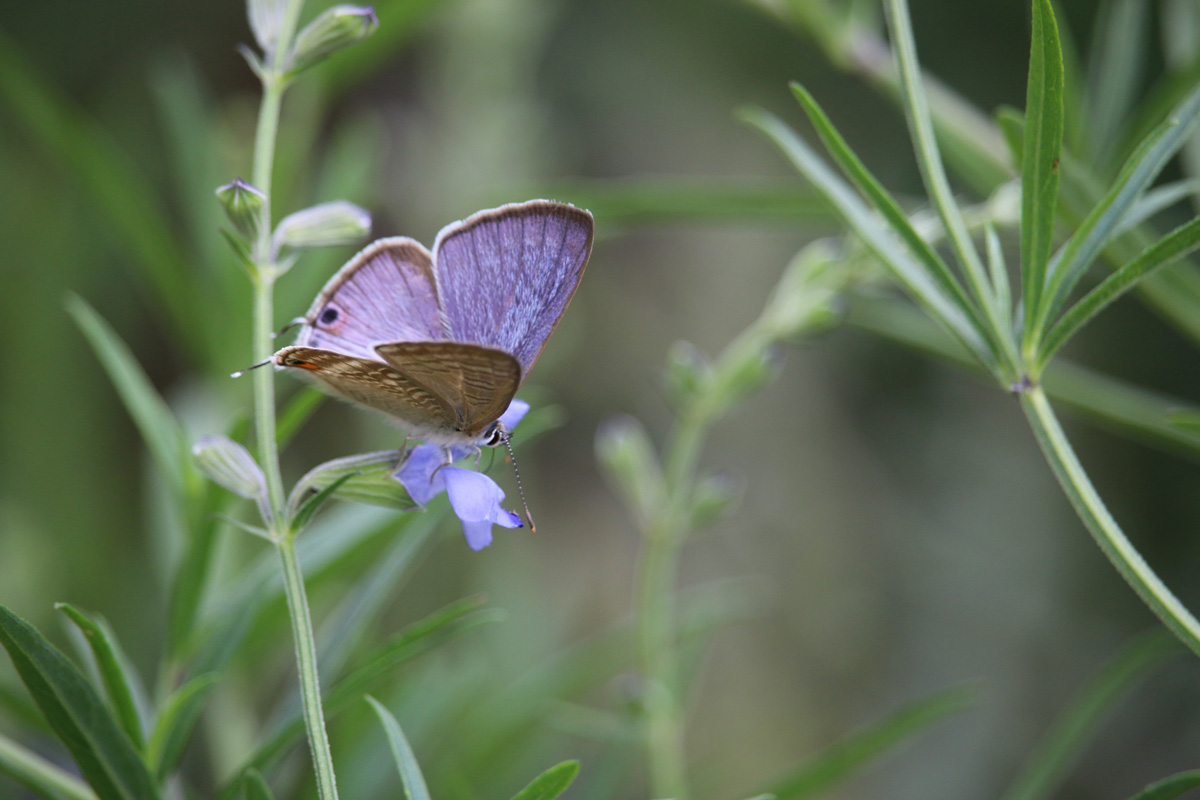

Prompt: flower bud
xmin=595 ymin=415 xmax=665 ymax=528
xmin=288 ymin=450 xmax=414 ymax=520
xmin=288 ymin=5 xmax=378 ymax=74
xmin=687 ymin=473 xmax=743 ymax=530
xmin=273 ymin=201 xmax=371 ymax=254
xmin=663 ymin=340 xmax=710 ymax=411
xmin=215 ymin=178 xmax=265 ymax=240
xmin=193 ymin=436 xmax=272 ymax=523
xmin=247 ymin=0 xmax=289 ymax=55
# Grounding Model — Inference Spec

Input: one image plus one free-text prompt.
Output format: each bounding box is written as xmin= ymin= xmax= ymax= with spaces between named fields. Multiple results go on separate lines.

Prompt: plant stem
xmin=636 ymin=411 xmax=706 ymax=800
xmin=245 ymin=3 xmax=339 ymax=797
xmin=1021 ymin=385 xmax=1200 ymax=657
xmin=278 ymin=536 xmax=339 ymax=800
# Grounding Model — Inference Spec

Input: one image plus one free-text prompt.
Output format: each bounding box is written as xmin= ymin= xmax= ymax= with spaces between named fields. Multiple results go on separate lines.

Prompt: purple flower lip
xmin=394 ymin=399 xmax=530 ymax=549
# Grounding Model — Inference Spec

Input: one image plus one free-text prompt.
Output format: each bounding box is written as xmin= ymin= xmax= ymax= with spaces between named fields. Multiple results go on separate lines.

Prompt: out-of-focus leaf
xmin=1125 ymin=771 xmax=1200 ymax=800
xmin=66 ymin=295 xmax=191 ymax=495
xmin=145 ymin=673 xmax=220 ymax=781
xmin=0 ymin=33 xmax=197 ymax=350
xmin=1001 ymin=631 xmax=1180 ymax=800
xmin=55 ymin=605 xmax=145 ymax=751
xmin=766 ymin=684 xmax=976 ymax=800
xmin=1116 ymin=180 xmax=1200 ymax=235
xmin=0 ymin=731 xmax=99 ymax=800
xmin=290 ymin=473 xmax=355 ymax=530
xmin=1084 ymin=0 xmax=1148 ymax=165
xmin=0 ymin=606 xmax=161 ymax=800
xmin=544 ymin=179 xmax=829 ymax=227
xmin=366 ymin=696 xmax=432 ymax=800
xmin=276 ymin=388 xmax=325 ymax=447
xmin=508 ymin=761 xmax=580 ymax=800
xmin=214 ymin=596 xmax=501 ymax=799
xmin=241 ymin=769 xmax=276 ymax=800
xmin=1019 ymin=0 xmax=1065 ymax=343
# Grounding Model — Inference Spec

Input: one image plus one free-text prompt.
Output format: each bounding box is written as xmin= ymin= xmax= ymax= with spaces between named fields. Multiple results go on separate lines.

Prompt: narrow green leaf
xmin=276 ymin=388 xmax=325 ymax=447
xmin=290 ymin=473 xmax=356 ymax=530
xmin=55 ymin=605 xmax=145 ymax=751
xmin=984 ymin=222 xmax=1013 ymax=335
xmin=287 ymin=450 xmax=414 ymax=514
xmin=1084 ymin=0 xmax=1148 ymax=165
xmin=508 ymin=761 xmax=581 ymax=800
xmin=1039 ymin=217 xmax=1200 ymax=366
xmin=882 ymin=0 xmax=1001 ymax=368
xmin=214 ymin=596 xmax=500 ymax=798
xmin=366 ymin=696 xmax=432 ymax=800
xmin=996 ymin=106 xmax=1025 ymax=170
xmin=0 ymin=606 xmax=161 ymax=800
xmin=789 ymin=83 xmax=985 ymax=345
xmin=741 ymin=107 xmax=991 ymax=368
xmin=0 ymin=33 xmax=197 ymax=350
xmin=0 ymin=731 xmax=99 ymax=800
xmin=241 ymin=769 xmax=275 ymax=800
xmin=1001 ymin=631 xmax=1181 ymax=800
xmin=1036 ymin=82 xmax=1200 ymax=340
xmin=144 ymin=672 xmax=219 ymax=781
xmin=766 ymin=684 xmax=976 ymax=800
xmin=1116 ymin=179 xmax=1200 ymax=235
xmin=1126 ymin=771 xmax=1200 ymax=800
xmin=543 ymin=179 xmax=829 ymax=226
xmin=1020 ymin=0 xmax=1065 ymax=346
xmin=65 ymin=295 xmax=189 ymax=493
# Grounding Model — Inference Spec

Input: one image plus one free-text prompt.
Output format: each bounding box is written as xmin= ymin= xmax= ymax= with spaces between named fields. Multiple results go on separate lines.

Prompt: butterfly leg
xmin=429 ymin=446 xmax=455 ymax=485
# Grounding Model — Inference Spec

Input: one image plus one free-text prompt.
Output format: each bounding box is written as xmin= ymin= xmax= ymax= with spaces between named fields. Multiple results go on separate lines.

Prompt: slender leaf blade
xmin=1020 ymin=0 xmax=1065 ymax=344
xmin=0 ymin=606 xmax=161 ymax=800
xmin=367 ymin=696 xmax=432 ymax=800
xmin=1001 ymin=631 xmax=1180 ymax=800
xmin=740 ymin=107 xmax=990 ymax=367
xmin=0 ymin=731 xmax=99 ymax=800
xmin=65 ymin=295 xmax=189 ymax=493
xmin=55 ymin=605 xmax=146 ymax=751
xmin=1127 ymin=771 xmax=1200 ymax=800
xmin=1040 ymin=217 xmax=1200 ymax=365
xmin=145 ymin=673 xmax=220 ymax=781
xmin=766 ymin=684 xmax=975 ymax=800
xmin=241 ymin=769 xmax=276 ymax=800
xmin=508 ymin=761 xmax=580 ymax=800
xmin=789 ymin=83 xmax=983 ymax=340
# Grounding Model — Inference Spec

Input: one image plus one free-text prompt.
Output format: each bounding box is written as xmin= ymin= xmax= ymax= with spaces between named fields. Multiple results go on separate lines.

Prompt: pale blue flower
xmin=394 ymin=399 xmax=530 ymax=549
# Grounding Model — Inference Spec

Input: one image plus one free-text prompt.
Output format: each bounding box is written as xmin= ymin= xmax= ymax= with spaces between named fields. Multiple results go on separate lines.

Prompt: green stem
xmin=635 ymin=411 xmax=707 ymax=800
xmin=278 ymin=536 xmax=339 ymax=800
xmin=245 ymin=3 xmax=339 ymax=797
xmin=1021 ymin=386 xmax=1200 ymax=657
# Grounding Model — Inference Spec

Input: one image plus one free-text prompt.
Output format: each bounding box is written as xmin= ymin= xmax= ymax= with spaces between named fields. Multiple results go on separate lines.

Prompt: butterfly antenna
xmin=230 ymin=358 xmax=272 ymax=378
xmin=276 ymin=317 xmax=306 ymax=339
xmin=502 ymin=434 xmax=536 ymax=533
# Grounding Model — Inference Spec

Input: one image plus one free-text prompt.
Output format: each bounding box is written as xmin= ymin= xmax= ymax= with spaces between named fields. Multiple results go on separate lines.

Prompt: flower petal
xmin=499 ymin=398 xmax=530 ymax=431
xmin=442 ymin=468 xmax=505 ymax=522
xmin=394 ymin=445 xmax=447 ymax=506
xmin=461 ymin=520 xmax=493 ymax=551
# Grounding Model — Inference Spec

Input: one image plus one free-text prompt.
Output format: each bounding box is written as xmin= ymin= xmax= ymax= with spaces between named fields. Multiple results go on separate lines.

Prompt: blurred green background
xmin=3 ymin=0 xmax=1200 ymax=798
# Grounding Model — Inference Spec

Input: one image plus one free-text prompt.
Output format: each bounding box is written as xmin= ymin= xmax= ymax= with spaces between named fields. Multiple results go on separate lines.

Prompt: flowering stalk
xmin=245 ymin=1 xmax=340 ymax=798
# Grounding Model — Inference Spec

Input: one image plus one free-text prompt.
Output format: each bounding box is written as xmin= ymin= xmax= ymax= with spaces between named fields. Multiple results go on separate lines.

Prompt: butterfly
xmin=273 ymin=200 xmax=594 ymax=449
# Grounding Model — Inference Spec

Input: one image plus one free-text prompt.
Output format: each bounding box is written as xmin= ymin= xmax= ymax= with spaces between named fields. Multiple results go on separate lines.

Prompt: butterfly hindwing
xmin=274 ymin=346 xmax=458 ymax=434
xmin=295 ymin=238 xmax=445 ymax=360
xmin=374 ymin=342 xmax=520 ymax=438
xmin=432 ymin=200 xmax=593 ymax=379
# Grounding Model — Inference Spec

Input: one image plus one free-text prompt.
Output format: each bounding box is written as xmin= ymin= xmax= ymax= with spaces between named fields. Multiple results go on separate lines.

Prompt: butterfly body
xmin=274 ymin=200 xmax=593 ymax=447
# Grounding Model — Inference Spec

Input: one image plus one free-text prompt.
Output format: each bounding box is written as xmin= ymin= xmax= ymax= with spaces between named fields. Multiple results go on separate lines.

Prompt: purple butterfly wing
xmin=295 ymin=237 xmax=446 ymax=360
xmin=432 ymin=200 xmax=593 ymax=378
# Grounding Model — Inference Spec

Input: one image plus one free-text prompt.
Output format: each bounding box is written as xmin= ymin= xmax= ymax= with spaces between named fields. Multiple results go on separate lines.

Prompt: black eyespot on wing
xmin=319 ymin=307 xmax=339 ymax=325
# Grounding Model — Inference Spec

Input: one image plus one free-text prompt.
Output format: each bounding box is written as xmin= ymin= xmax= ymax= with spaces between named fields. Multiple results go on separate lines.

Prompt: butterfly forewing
xmin=375 ymin=342 xmax=520 ymax=438
xmin=296 ymin=238 xmax=445 ymax=360
xmin=274 ymin=346 xmax=459 ymax=435
xmin=433 ymin=201 xmax=593 ymax=378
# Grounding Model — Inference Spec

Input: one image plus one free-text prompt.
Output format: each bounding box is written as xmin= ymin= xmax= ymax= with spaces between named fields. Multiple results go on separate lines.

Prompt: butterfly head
xmin=477 ymin=420 xmax=510 ymax=448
